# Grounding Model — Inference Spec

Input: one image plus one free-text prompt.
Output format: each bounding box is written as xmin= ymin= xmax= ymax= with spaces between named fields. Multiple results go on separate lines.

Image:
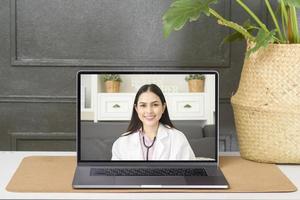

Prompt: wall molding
xmin=0 ymin=95 xmax=76 ymax=103
xmin=10 ymin=0 xmax=231 ymax=67
xmin=220 ymin=98 xmax=231 ymax=104
xmin=0 ymin=95 xmax=230 ymax=104
xmin=10 ymin=132 xmax=75 ymax=151
xmin=11 ymin=58 xmax=232 ymax=68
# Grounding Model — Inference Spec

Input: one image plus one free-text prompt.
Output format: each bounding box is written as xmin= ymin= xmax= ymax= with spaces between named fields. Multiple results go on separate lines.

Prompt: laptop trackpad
xmin=115 ymin=176 xmax=186 ymax=185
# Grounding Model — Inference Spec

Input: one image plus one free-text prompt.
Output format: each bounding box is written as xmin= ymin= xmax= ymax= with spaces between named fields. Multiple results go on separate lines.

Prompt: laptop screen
xmin=78 ymin=71 xmax=218 ymax=162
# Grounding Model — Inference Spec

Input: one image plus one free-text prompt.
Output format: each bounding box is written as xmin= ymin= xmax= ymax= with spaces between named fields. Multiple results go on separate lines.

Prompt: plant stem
xmin=290 ymin=6 xmax=299 ymax=43
xmin=265 ymin=0 xmax=283 ymax=41
xmin=280 ymin=1 xmax=288 ymax=42
xmin=236 ymin=0 xmax=269 ymax=33
xmin=287 ymin=6 xmax=294 ymax=42
xmin=209 ymin=8 xmax=255 ymax=41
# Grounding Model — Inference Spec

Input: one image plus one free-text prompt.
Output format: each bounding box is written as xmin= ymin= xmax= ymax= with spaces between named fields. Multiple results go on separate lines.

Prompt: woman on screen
xmin=111 ymin=84 xmax=195 ymax=160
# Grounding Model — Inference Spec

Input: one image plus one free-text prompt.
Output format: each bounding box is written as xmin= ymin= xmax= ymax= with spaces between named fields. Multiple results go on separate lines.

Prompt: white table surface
xmin=0 ymin=151 xmax=299 ymax=199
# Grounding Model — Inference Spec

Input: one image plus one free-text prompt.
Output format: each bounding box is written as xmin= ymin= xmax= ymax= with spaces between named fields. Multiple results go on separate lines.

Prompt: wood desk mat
xmin=6 ymin=156 xmax=297 ymax=193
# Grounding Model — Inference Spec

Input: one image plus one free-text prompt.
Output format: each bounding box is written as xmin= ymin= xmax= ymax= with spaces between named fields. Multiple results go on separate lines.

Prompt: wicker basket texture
xmin=231 ymin=44 xmax=300 ymax=163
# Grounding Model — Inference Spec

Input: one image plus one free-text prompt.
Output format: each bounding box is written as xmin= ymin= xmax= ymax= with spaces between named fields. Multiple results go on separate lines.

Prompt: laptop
xmin=72 ymin=70 xmax=229 ymax=189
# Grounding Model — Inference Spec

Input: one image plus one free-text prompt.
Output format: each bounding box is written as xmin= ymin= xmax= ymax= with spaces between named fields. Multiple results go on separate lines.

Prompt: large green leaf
xmin=221 ymin=20 xmax=257 ymax=45
xmin=281 ymin=0 xmax=300 ymax=8
xmin=162 ymin=0 xmax=218 ymax=38
xmin=246 ymin=29 xmax=276 ymax=58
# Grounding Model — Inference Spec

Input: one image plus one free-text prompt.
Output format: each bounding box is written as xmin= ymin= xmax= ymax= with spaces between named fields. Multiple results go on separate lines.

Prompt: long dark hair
xmin=125 ymin=84 xmax=174 ymax=135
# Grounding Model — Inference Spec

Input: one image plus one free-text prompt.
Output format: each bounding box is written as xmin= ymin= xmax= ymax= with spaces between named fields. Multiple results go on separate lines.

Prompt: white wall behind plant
xmin=82 ymin=74 xmax=216 ymax=124
xmin=98 ymin=74 xmax=214 ymax=93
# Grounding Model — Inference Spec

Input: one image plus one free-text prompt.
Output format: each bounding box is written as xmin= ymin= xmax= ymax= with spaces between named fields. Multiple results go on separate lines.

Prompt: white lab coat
xmin=111 ymin=123 xmax=196 ymax=160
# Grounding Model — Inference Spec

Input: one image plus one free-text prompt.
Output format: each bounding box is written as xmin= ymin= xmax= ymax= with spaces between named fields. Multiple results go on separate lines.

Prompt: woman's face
xmin=135 ymin=91 xmax=166 ymax=128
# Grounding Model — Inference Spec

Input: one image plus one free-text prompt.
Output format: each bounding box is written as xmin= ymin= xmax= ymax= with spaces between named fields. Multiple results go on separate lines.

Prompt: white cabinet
xmin=98 ymin=93 xmax=135 ymax=120
xmin=167 ymin=93 xmax=205 ymax=120
xmin=97 ymin=93 xmax=208 ymax=121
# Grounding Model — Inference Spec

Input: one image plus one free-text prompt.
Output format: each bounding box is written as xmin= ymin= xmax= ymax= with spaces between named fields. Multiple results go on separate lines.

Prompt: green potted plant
xmin=185 ymin=74 xmax=205 ymax=92
xmin=163 ymin=0 xmax=300 ymax=163
xmin=102 ymin=74 xmax=122 ymax=93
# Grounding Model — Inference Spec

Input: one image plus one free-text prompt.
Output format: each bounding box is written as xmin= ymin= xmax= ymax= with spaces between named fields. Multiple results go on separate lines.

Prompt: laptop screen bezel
xmin=77 ymin=70 xmax=219 ymax=166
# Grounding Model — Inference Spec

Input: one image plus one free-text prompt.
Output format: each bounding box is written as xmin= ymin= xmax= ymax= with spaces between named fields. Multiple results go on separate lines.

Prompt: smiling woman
xmin=111 ymin=84 xmax=196 ymax=161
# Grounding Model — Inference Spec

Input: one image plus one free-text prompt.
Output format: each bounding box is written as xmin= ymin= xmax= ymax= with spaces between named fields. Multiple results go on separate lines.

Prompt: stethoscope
xmin=142 ymin=136 xmax=156 ymax=161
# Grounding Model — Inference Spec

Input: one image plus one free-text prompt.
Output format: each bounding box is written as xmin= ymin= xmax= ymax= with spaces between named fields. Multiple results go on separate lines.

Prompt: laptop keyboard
xmin=90 ymin=168 xmax=207 ymax=176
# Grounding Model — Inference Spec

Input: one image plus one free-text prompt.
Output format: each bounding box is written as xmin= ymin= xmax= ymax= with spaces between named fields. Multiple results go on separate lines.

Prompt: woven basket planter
xmin=231 ymin=44 xmax=300 ymax=163
xmin=105 ymin=81 xmax=120 ymax=93
xmin=188 ymin=79 xmax=205 ymax=92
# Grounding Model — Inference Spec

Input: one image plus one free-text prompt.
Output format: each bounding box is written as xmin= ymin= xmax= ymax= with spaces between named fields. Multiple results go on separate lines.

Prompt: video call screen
xmin=79 ymin=73 xmax=217 ymax=162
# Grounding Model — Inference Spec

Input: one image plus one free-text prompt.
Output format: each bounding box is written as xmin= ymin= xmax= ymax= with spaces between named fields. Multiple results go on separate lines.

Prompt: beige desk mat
xmin=6 ymin=156 xmax=297 ymax=193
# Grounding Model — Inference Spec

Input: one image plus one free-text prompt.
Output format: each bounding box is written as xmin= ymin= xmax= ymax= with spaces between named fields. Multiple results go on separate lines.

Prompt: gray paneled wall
xmin=0 ymin=0 xmax=267 ymax=151
xmin=11 ymin=0 xmax=229 ymax=66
